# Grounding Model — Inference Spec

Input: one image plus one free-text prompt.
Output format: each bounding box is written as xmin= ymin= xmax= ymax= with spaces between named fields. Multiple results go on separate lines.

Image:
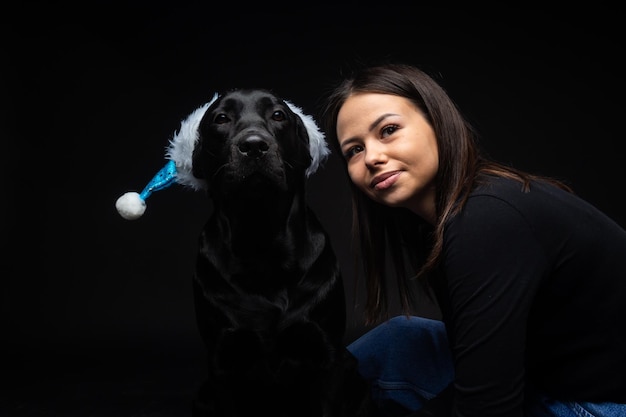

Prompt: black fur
xmin=189 ymin=89 xmax=375 ymax=417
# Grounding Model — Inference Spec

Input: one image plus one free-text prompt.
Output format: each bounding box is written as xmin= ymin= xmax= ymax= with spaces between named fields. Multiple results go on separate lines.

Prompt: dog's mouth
xmin=214 ymin=170 xmax=287 ymax=203
xmin=239 ymin=168 xmax=285 ymax=187
xmin=218 ymin=155 xmax=287 ymax=195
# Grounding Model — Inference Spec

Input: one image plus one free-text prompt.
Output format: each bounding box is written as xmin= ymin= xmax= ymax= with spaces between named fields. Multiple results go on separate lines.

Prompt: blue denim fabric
xmin=348 ymin=315 xmax=626 ymax=417
xmin=525 ymin=388 xmax=626 ymax=417
xmin=347 ymin=316 xmax=454 ymax=416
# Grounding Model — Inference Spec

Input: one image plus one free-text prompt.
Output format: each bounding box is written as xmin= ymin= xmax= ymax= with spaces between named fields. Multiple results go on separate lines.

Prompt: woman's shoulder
xmin=449 ymin=176 xmax=536 ymax=232
xmin=471 ymin=174 xmax=566 ymax=203
xmin=463 ymin=174 xmax=625 ymax=236
xmin=448 ymin=174 xmax=573 ymax=234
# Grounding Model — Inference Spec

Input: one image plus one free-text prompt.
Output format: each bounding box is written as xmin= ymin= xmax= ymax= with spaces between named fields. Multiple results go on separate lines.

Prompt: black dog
xmin=167 ymin=89 xmax=375 ymax=417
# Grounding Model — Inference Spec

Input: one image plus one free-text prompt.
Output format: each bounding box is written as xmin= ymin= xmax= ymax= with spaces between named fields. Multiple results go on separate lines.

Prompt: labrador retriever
xmin=166 ymin=89 xmax=375 ymax=417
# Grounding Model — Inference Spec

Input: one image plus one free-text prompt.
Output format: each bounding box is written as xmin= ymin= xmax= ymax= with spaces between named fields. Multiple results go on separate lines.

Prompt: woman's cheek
xmin=346 ymin=163 xmax=354 ymax=179
xmin=347 ymin=165 xmax=364 ymax=187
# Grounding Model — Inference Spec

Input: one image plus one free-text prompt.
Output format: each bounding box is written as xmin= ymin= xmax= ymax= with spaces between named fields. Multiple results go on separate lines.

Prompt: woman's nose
xmin=364 ymin=142 xmax=388 ymax=168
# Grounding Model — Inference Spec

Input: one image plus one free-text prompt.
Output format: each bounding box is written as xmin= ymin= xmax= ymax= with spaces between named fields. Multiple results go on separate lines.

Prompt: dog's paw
xmin=215 ymin=329 xmax=266 ymax=375
xmin=275 ymin=321 xmax=335 ymax=371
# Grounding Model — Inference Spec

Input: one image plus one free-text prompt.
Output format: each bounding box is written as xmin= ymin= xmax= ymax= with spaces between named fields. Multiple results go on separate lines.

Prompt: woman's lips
xmin=371 ymin=171 xmax=401 ymax=190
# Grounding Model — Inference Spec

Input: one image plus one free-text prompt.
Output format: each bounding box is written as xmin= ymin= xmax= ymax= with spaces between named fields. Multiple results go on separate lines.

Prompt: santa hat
xmin=115 ymin=94 xmax=329 ymax=220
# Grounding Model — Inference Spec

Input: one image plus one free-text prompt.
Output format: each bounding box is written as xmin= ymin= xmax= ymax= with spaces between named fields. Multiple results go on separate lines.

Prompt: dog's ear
xmin=284 ymin=101 xmax=330 ymax=177
xmin=190 ymin=106 xmax=215 ymax=184
xmin=165 ymin=93 xmax=219 ymax=191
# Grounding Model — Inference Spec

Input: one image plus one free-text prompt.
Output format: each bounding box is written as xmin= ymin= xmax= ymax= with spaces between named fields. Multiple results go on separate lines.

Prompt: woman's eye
xmin=214 ymin=113 xmax=230 ymax=124
xmin=343 ymin=145 xmax=363 ymax=160
xmin=381 ymin=124 xmax=399 ymax=137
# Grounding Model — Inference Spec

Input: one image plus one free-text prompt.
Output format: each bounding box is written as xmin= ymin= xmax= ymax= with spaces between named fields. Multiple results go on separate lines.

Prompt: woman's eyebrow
xmin=339 ymin=136 xmax=358 ymax=148
xmin=369 ymin=113 xmax=398 ymax=132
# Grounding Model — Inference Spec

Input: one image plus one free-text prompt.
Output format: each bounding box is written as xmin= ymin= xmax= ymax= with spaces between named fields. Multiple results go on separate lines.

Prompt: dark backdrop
xmin=2 ymin=3 xmax=624 ymax=416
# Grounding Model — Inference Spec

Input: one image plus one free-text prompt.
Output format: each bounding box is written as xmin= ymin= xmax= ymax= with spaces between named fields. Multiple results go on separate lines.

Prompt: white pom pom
xmin=115 ymin=192 xmax=146 ymax=220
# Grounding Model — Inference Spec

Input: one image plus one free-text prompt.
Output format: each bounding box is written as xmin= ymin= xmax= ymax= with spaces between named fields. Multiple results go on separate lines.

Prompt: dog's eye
xmin=214 ymin=113 xmax=230 ymax=124
xmin=271 ymin=110 xmax=286 ymax=121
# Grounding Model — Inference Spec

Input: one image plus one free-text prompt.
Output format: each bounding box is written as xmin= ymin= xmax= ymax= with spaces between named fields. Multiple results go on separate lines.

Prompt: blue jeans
xmin=347 ymin=316 xmax=626 ymax=417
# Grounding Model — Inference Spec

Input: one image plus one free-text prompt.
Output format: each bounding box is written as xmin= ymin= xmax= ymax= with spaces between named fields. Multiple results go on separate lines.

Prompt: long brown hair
xmin=320 ymin=63 xmax=571 ymax=325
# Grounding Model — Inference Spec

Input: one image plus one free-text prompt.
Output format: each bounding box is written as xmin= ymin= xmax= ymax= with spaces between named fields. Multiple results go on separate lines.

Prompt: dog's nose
xmin=238 ymin=135 xmax=269 ymax=158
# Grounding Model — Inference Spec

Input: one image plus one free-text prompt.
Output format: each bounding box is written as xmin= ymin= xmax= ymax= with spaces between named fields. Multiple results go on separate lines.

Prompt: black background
xmin=2 ymin=3 xmax=624 ymax=416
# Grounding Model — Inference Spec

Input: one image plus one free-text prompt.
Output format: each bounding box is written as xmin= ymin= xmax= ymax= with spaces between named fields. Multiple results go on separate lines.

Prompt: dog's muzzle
xmin=221 ymin=131 xmax=286 ymax=190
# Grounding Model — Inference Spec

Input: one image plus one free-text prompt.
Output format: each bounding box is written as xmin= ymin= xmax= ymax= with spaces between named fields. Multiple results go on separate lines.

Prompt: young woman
xmin=320 ymin=63 xmax=626 ymax=417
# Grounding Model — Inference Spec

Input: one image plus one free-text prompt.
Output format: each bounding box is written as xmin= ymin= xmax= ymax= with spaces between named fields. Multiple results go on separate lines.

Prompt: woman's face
xmin=336 ymin=93 xmax=439 ymax=223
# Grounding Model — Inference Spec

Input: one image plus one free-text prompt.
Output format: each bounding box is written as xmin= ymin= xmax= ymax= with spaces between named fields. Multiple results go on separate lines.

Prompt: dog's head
xmin=115 ymin=89 xmax=328 ymax=220
xmin=166 ymin=89 xmax=329 ymax=200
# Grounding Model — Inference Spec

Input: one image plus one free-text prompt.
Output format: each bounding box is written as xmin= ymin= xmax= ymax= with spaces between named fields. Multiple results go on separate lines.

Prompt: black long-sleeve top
xmin=419 ymin=176 xmax=626 ymax=417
